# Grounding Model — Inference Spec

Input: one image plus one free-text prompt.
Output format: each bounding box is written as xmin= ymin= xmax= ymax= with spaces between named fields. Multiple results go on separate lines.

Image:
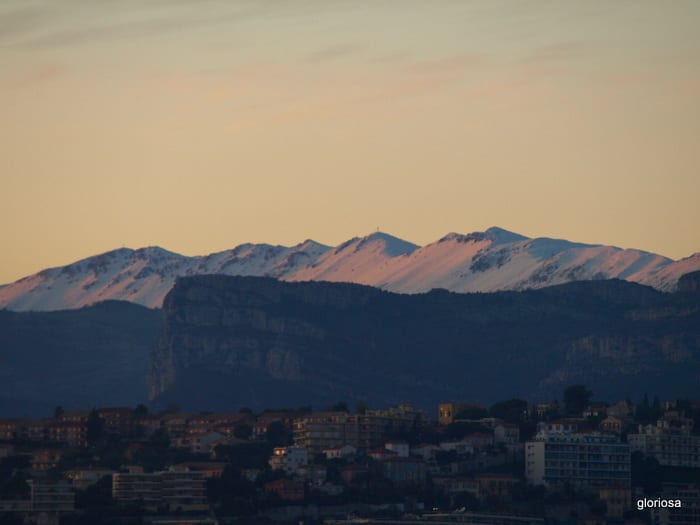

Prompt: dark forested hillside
xmin=0 ymin=301 xmax=161 ymax=417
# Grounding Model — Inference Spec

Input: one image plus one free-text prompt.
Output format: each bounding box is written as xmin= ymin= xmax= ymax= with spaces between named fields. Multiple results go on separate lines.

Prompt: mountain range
xmin=2 ymin=227 xmax=699 ymax=311
xmin=149 ymin=274 xmax=700 ymax=413
xmin=2 ymin=272 xmax=699 ymax=417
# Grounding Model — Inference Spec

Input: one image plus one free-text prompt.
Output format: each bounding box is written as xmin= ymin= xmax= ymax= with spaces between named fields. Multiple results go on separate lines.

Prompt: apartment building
xmin=112 ymin=467 xmax=208 ymax=512
xmin=268 ymin=445 xmax=309 ymax=474
xmin=628 ymin=424 xmax=700 ymax=468
xmin=293 ymin=404 xmax=422 ymax=453
xmin=525 ymin=430 xmax=631 ymax=490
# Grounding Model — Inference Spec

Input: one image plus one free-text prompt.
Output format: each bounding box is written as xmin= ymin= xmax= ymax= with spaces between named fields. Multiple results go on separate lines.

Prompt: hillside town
xmin=0 ymin=388 xmax=698 ymax=525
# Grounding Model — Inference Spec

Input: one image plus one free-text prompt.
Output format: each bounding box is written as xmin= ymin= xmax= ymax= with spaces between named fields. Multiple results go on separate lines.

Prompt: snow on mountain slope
xmin=0 ymin=247 xmax=190 ymax=311
xmin=638 ymin=253 xmax=700 ymax=291
xmin=186 ymin=240 xmax=329 ymax=278
xmin=0 ymin=242 xmax=330 ymax=311
xmin=286 ymin=232 xmax=419 ymax=286
xmin=0 ymin=228 xmax=698 ymax=311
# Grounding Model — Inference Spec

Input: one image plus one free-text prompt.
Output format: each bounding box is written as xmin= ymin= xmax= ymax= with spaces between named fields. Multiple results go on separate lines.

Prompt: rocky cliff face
xmin=149 ymin=275 xmax=700 ymax=412
xmin=678 ymin=270 xmax=700 ymax=293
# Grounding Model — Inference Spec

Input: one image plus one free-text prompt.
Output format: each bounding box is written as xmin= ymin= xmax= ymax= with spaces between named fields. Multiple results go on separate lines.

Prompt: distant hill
xmin=0 ymin=301 xmax=161 ymax=418
xmin=148 ymin=275 xmax=700 ymax=413
xmin=2 ymin=227 xmax=699 ymax=311
xmin=2 ymin=275 xmax=698 ymax=419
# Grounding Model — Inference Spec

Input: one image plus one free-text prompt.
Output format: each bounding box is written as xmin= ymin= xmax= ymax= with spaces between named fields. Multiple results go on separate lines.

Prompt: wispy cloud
xmin=0 ymin=5 xmax=49 ymax=43
xmin=523 ymin=41 xmax=583 ymax=63
xmin=407 ymin=53 xmax=485 ymax=74
xmin=305 ymin=43 xmax=362 ymax=63
xmin=18 ymin=15 xmax=193 ymax=49
xmin=0 ymin=1 xmax=262 ymax=50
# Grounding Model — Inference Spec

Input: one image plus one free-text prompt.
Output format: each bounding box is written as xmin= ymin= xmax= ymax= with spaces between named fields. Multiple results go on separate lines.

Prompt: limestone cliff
xmin=148 ymin=275 xmax=700 ymax=411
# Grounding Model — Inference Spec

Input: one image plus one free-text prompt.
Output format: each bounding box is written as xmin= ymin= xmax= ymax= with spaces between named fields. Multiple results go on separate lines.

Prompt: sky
xmin=1 ymin=0 xmax=699 ymax=284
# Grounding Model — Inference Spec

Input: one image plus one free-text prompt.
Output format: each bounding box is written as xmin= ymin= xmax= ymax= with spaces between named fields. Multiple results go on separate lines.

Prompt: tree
xmin=86 ymin=409 xmax=104 ymax=446
xmin=234 ymin=424 xmax=252 ymax=440
xmin=490 ymin=399 xmax=528 ymax=424
xmin=356 ymin=401 xmax=368 ymax=415
xmin=563 ymin=385 xmax=592 ymax=416
xmin=455 ymin=406 xmax=489 ymax=420
xmin=636 ymin=393 xmax=661 ymax=425
xmin=266 ymin=421 xmax=291 ymax=447
xmin=631 ymin=451 xmax=662 ymax=494
xmin=53 ymin=406 xmax=64 ymax=418
xmin=329 ymin=401 xmax=349 ymax=412
xmin=132 ymin=404 xmax=149 ymax=418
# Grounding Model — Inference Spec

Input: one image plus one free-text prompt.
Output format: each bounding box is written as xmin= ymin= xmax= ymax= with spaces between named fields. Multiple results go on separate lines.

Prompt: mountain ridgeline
xmin=2 ymin=227 xmax=700 ymax=311
xmin=148 ymin=274 xmax=700 ymax=413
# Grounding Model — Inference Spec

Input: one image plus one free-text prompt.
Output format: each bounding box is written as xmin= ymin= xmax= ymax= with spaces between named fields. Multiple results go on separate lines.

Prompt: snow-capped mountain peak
xmin=352 ymin=232 xmax=419 ymax=257
xmin=483 ymin=226 xmax=529 ymax=245
xmin=1 ymin=228 xmax=698 ymax=311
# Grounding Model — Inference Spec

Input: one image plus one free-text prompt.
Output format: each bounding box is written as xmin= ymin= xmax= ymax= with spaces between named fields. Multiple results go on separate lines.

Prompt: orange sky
xmin=1 ymin=1 xmax=699 ymax=283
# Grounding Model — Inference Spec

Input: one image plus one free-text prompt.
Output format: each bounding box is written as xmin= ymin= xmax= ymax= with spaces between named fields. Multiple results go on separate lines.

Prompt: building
xmin=648 ymin=483 xmax=699 ymax=525
xmin=0 ymin=419 xmax=22 ymax=440
xmin=160 ymin=470 xmax=208 ymax=512
xmin=534 ymin=401 xmax=559 ymax=419
xmin=475 ymin=473 xmax=518 ymax=500
xmin=0 ymin=479 xmax=75 ymax=521
xmin=31 ymin=449 xmax=64 ymax=471
xmin=253 ymin=410 xmax=306 ymax=440
xmin=628 ymin=424 xmax=700 ymax=468
xmin=606 ymin=400 xmax=634 ymax=420
xmin=340 ymin=464 xmax=369 ymax=485
xmin=65 ymin=468 xmax=115 ymax=489
xmin=173 ymin=431 xmax=226 ymax=454
xmin=463 ymin=432 xmax=495 ymax=450
xmin=438 ymin=439 xmax=474 ymax=455
xmin=47 ymin=420 xmax=87 ymax=447
xmin=599 ymin=416 xmax=624 ymax=435
xmin=322 ymin=444 xmax=356 ymax=460
xmin=293 ymin=412 xmax=353 ymax=452
xmin=438 ymin=403 xmax=483 ymax=425
xmin=170 ymin=462 xmax=227 ymax=479
xmin=525 ymin=430 xmax=631 ymax=490
xmin=112 ymin=468 xmax=162 ymax=508
xmin=264 ymin=478 xmax=305 ymax=502
xmin=160 ymin=414 xmax=190 ymax=437
xmin=112 ymin=467 xmax=208 ymax=512
xmin=411 ymin=443 xmax=439 ymax=461
xmin=184 ymin=412 xmax=254 ymax=439
xmin=583 ymin=404 xmax=608 ymax=419
xmin=385 ymin=440 xmax=410 ymax=458
xmin=382 ymin=457 xmax=427 ymax=486
xmin=97 ymin=407 xmax=134 ymax=437
xmin=369 ymin=447 xmax=398 ymax=461
xmin=28 ymin=479 xmax=75 ymax=512
xmin=293 ymin=405 xmax=422 ymax=453
xmin=0 ymin=443 xmax=15 ymax=458
xmin=298 ymin=464 xmax=327 ymax=486
xmin=494 ymin=424 xmax=520 ymax=445
xmin=537 ymin=419 xmax=582 ymax=435
xmin=598 ymin=487 xmax=631 ymax=520
xmin=133 ymin=414 xmax=163 ymax=437
xmin=269 ymin=445 xmax=309 ymax=474
xmin=432 ymin=476 xmax=480 ymax=499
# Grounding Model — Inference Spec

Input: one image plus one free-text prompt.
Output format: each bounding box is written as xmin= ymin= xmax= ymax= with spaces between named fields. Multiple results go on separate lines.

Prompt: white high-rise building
xmin=526 ymin=430 xmax=630 ymax=490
